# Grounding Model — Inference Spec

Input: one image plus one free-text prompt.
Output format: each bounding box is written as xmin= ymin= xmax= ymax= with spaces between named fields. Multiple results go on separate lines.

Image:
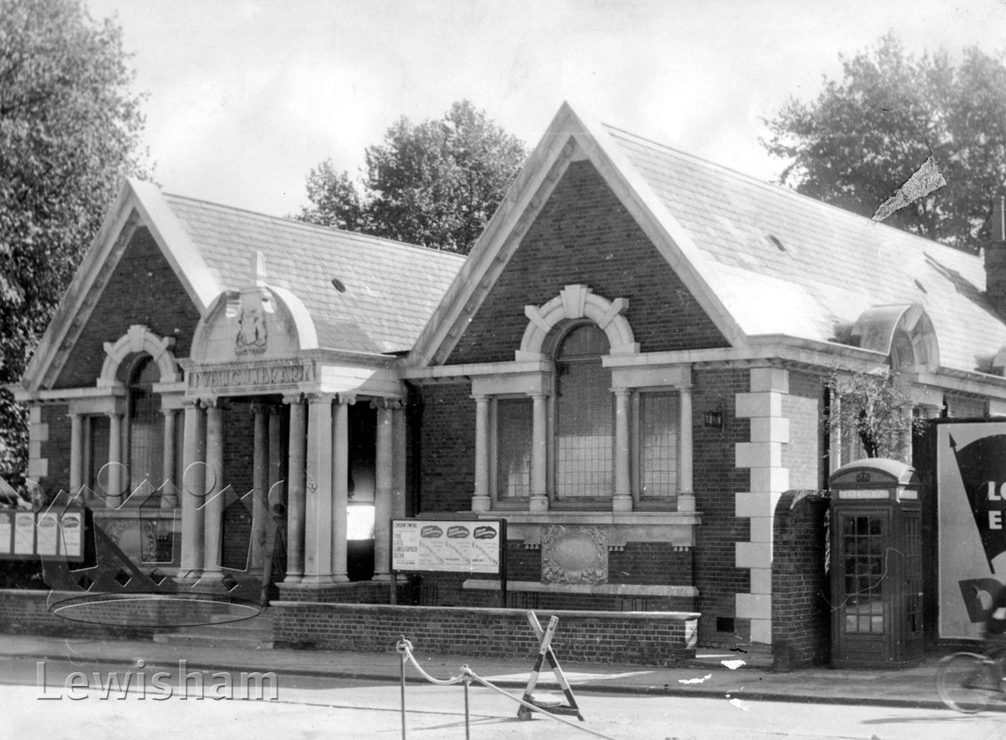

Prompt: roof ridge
xmin=162 ymin=192 xmax=467 ymax=262
xmin=602 ymin=123 xmax=981 ymax=265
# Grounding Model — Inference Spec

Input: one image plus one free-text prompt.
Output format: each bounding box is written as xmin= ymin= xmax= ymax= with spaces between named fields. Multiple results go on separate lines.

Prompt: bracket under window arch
xmin=515 ymin=284 xmax=638 ymax=361
xmin=98 ymin=324 xmax=179 ymax=387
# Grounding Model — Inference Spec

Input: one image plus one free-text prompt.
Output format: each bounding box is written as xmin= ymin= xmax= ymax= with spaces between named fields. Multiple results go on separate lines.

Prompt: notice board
xmin=391 ymin=518 xmax=505 ymax=575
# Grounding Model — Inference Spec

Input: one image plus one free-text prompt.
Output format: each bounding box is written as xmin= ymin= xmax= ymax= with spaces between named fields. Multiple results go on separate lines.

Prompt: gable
xmin=445 ymin=160 xmax=729 ymax=365
xmin=53 ymin=227 xmax=201 ymax=389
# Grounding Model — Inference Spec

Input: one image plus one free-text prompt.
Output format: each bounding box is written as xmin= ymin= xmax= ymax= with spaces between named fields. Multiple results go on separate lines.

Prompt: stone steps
xmin=153 ymin=610 xmax=275 ymax=650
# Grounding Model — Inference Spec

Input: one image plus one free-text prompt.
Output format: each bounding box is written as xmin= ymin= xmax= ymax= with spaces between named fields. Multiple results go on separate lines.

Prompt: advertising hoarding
xmin=0 ymin=508 xmax=86 ymax=561
xmin=391 ymin=519 xmax=504 ymax=575
xmin=937 ymin=421 xmax=1006 ymax=639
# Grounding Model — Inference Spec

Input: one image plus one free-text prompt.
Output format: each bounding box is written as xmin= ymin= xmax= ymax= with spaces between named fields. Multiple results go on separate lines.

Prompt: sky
xmin=85 ymin=0 xmax=1006 ymax=219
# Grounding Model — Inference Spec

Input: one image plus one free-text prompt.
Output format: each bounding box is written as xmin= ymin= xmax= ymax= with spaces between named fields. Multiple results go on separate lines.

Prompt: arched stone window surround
xmin=516 ymin=284 xmax=638 ymax=361
xmin=98 ymin=324 xmax=179 ymax=388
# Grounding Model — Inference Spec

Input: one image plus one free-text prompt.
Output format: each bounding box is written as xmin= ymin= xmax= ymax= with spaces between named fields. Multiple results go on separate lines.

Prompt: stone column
xmin=530 ymin=393 xmax=549 ymax=512
xmin=178 ymin=399 xmax=206 ymax=581
xmin=901 ymin=404 xmax=915 ymax=463
xmin=472 ymin=395 xmax=491 ymax=512
xmin=268 ymin=405 xmax=283 ymax=503
xmin=678 ymin=382 xmax=696 ymax=513
xmin=284 ymin=395 xmax=306 ymax=584
xmin=201 ymin=400 xmax=225 ymax=584
xmin=392 ymin=404 xmax=407 ymax=520
xmin=331 ymin=395 xmax=352 ymax=583
xmin=613 ymin=388 xmax=632 ymax=512
xmin=372 ymin=399 xmax=397 ymax=582
xmin=106 ymin=411 xmax=124 ymax=508
xmin=828 ymin=393 xmax=843 ymax=474
xmin=161 ymin=408 xmax=178 ymax=509
xmin=303 ymin=393 xmax=336 ymax=585
xmin=249 ymin=402 xmax=268 ymax=572
xmin=68 ymin=413 xmax=83 ymax=495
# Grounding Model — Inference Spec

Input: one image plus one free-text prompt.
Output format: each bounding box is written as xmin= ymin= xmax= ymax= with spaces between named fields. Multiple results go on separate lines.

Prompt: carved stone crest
xmin=541 ymin=525 xmax=608 ymax=585
xmin=235 ymin=305 xmax=267 ymax=354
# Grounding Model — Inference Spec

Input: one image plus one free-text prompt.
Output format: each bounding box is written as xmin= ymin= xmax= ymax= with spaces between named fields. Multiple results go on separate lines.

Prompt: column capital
xmin=337 ymin=392 xmax=357 ymax=406
xmin=305 ymin=392 xmax=335 ymax=406
xmin=282 ymin=392 xmax=303 ymax=405
xmin=196 ymin=396 xmax=224 ymax=409
xmin=611 ymin=387 xmax=632 ymax=398
xmin=182 ymin=397 xmax=202 ymax=409
xmin=370 ymin=397 xmax=404 ymax=411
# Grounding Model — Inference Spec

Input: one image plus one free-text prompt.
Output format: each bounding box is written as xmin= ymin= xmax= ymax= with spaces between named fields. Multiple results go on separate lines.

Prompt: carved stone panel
xmin=541 ymin=525 xmax=608 ymax=584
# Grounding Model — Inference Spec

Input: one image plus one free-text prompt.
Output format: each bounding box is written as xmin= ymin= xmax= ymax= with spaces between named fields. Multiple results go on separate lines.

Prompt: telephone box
xmin=829 ymin=459 xmax=923 ymax=669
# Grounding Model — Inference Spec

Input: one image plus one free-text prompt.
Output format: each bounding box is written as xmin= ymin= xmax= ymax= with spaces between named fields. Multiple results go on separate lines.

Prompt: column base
xmin=173 ymin=571 xmax=202 ymax=586
xmin=282 ymin=573 xmax=304 ymax=584
xmin=471 ymin=495 xmax=491 ymax=512
xmin=612 ymin=493 xmax=633 ymax=512
xmin=371 ymin=573 xmax=392 ymax=583
xmin=196 ymin=576 xmax=231 ymax=594
xmin=529 ymin=494 xmax=549 ymax=512
xmin=677 ymin=493 xmax=696 ymax=513
xmin=300 ymin=575 xmax=340 ymax=586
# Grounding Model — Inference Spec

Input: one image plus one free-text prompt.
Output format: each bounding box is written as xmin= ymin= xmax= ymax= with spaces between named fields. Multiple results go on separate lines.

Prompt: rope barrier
xmin=394 ymin=638 xmax=622 ymax=740
xmin=396 ymin=637 xmax=466 ymax=686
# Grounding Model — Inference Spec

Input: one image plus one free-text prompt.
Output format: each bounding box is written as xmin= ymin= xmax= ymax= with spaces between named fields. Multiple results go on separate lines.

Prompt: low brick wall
xmin=771 ymin=490 xmax=830 ymax=669
xmin=0 ymin=589 xmax=255 ymax=639
xmin=272 ymin=601 xmax=699 ymax=665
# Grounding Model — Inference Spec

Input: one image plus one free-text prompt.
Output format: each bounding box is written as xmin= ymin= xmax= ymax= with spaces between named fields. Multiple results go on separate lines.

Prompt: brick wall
xmin=692 ymin=368 xmax=751 ymax=645
xmin=0 ymin=589 xmax=224 ymax=639
xmin=447 ymin=160 xmax=728 ymax=365
xmin=39 ymin=403 xmax=71 ymax=493
xmin=272 ymin=601 xmax=698 ymax=665
xmin=54 ymin=227 xmax=200 ymax=389
xmin=783 ymin=371 xmax=825 ymax=490
xmin=417 ymin=382 xmax=475 ymax=513
xmin=276 ymin=581 xmax=402 ymax=604
xmin=945 ymin=394 xmax=985 ymax=419
xmin=771 ymin=490 xmax=830 ymax=669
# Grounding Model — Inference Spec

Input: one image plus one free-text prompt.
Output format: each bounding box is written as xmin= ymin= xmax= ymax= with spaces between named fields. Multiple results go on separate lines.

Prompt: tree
xmin=825 ymin=368 xmax=918 ymax=462
xmin=763 ymin=34 xmax=1006 ymax=253
xmin=297 ymin=100 xmax=527 ymax=254
xmin=0 ymin=0 xmax=147 ymax=481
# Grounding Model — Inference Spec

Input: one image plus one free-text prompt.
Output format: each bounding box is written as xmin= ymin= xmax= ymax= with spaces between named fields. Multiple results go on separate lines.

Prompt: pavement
xmin=0 ymin=631 xmax=983 ymax=711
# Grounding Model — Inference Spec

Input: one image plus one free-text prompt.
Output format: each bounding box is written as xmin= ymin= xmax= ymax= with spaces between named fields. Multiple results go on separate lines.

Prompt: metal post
xmin=400 ymin=648 xmax=407 ymax=740
xmin=464 ymin=676 xmax=470 ymax=740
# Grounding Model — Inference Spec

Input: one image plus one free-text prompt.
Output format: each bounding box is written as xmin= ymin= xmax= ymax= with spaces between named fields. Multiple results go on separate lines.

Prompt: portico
xmin=176 ymin=254 xmax=408 ymax=591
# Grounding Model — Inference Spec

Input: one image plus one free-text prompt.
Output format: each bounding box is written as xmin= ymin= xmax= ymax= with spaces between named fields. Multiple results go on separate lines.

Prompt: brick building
xmin=15 ymin=103 xmax=1006 ymax=650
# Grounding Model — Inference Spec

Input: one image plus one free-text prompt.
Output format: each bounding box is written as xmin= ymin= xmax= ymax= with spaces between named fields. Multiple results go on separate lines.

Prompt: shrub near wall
xmin=771 ymin=490 xmax=830 ymax=669
xmin=272 ymin=602 xmax=699 ymax=666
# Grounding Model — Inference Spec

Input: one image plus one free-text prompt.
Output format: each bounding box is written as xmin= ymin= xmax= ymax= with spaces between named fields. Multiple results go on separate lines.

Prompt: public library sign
xmin=187 ymin=360 xmax=315 ymax=394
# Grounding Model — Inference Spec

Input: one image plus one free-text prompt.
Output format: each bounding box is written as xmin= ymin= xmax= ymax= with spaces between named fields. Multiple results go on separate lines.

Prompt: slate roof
xmin=605 ymin=124 xmax=1006 ymax=375
xmin=164 ymin=195 xmax=466 ymax=355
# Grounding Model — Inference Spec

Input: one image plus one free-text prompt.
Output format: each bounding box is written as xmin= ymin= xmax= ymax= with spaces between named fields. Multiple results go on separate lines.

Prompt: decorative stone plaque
xmin=541 ymin=525 xmax=608 ymax=584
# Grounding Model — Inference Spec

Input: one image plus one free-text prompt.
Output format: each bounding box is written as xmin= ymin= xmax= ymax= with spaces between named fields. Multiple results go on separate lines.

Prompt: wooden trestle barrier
xmin=517 ymin=611 xmax=584 ymax=721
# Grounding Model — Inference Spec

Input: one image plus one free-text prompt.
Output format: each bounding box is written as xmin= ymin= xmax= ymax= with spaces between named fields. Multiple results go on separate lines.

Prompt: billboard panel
xmin=937 ymin=421 xmax=1006 ymax=639
xmin=391 ymin=519 xmax=503 ymax=575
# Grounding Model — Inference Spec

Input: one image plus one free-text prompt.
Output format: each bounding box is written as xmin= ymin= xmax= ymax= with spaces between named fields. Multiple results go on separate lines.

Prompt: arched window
xmin=127 ymin=355 xmax=162 ymax=490
xmin=553 ymin=324 xmax=613 ymax=498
